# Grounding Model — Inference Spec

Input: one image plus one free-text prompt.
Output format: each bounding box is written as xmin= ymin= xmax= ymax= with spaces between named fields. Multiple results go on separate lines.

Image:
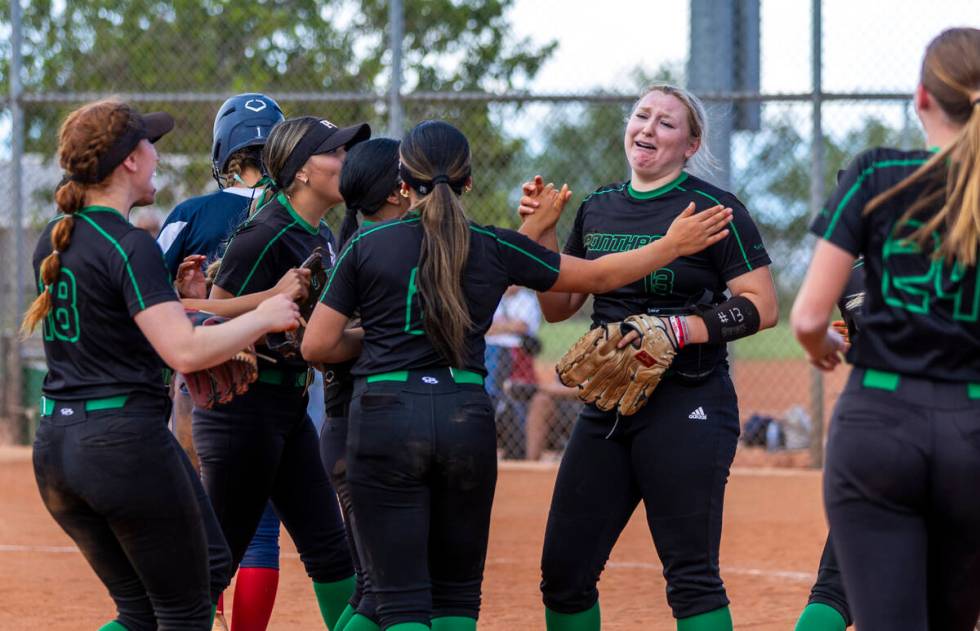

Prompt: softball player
xmin=794 ymin=258 xmax=864 ymax=631
xmin=519 ymin=84 xmax=778 ymax=631
xmin=193 ymin=115 xmax=370 ymax=630
xmin=26 ymin=98 xmax=300 ymax=630
xmin=303 ymin=119 xmax=734 ymax=631
xmin=791 ymin=27 xmax=980 ymax=631
xmin=319 ymin=137 xmax=410 ymax=631
xmin=160 ymin=93 xmax=292 ymax=631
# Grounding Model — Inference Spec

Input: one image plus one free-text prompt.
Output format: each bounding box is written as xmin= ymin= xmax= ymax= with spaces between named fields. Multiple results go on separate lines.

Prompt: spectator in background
xmin=132 ymin=207 xmax=163 ymax=238
xmin=525 ymin=376 xmax=581 ymax=461
xmin=485 ymin=285 xmax=542 ymax=459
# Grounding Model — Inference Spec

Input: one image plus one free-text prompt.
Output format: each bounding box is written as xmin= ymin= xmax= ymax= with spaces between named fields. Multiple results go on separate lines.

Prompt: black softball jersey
xmin=32 ymin=206 xmax=179 ymax=401
xmin=810 ymin=147 xmax=980 ymax=382
xmin=564 ymin=172 xmax=771 ymax=375
xmin=214 ymin=192 xmax=337 ymax=372
xmin=319 ymin=213 xmax=561 ymax=376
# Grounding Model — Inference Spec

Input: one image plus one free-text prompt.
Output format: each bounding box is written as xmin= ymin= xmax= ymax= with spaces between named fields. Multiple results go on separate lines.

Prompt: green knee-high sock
xmin=343 ymin=613 xmax=382 ymax=631
xmin=545 ymin=602 xmax=600 ymax=631
xmin=334 ymin=603 xmax=357 ymax=631
xmin=313 ymin=575 xmax=357 ymax=630
xmin=387 ymin=624 xmax=430 ymax=631
xmin=432 ymin=616 xmax=476 ymax=631
xmin=676 ymin=606 xmax=732 ymax=631
xmin=97 ymin=622 xmax=128 ymax=631
xmin=210 ymin=603 xmax=217 ymax=627
xmin=793 ymin=603 xmax=846 ymax=631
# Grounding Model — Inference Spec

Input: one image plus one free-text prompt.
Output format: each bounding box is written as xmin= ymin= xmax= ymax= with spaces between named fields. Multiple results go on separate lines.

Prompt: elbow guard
xmin=698 ymin=295 xmax=761 ymax=343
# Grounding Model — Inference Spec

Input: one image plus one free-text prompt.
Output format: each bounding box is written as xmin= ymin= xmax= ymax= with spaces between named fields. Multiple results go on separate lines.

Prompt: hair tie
xmin=431 ymin=174 xmax=450 ymax=186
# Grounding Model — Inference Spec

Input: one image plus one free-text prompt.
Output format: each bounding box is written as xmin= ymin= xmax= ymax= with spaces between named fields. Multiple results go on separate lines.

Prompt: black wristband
xmin=699 ymin=295 xmax=761 ymax=343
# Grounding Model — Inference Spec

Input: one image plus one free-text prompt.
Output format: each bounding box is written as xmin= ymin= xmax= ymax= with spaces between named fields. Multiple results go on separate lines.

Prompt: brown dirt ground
xmin=0 ymin=447 xmax=829 ymax=630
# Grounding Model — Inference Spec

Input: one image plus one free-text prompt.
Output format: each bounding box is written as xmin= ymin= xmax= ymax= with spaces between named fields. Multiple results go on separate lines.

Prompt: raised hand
xmin=175 ymin=254 xmax=207 ymax=299
xmin=517 ymin=175 xmax=547 ymax=219
xmin=519 ymin=175 xmax=572 ymax=239
xmin=661 ymin=203 xmax=733 ymax=258
xmin=273 ymin=267 xmax=312 ymax=303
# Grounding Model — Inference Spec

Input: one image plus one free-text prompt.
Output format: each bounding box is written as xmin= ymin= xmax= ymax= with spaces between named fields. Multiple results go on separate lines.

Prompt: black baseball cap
xmin=70 ymin=110 xmax=175 ymax=184
xmin=275 ymin=118 xmax=371 ymax=190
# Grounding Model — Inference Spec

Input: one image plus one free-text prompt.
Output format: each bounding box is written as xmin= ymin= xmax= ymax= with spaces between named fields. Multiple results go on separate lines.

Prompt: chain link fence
xmin=0 ymin=0 xmax=956 ymax=464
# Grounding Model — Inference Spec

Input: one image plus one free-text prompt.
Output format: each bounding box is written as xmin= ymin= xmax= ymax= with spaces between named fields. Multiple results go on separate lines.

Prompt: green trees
xmin=2 ymin=0 xmax=555 ymax=213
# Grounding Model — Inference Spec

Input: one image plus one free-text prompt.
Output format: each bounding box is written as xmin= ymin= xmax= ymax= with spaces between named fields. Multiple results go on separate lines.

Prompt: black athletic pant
xmin=193 ymin=381 xmax=353 ymax=583
xmin=806 ymin=532 xmax=852 ymax=625
xmin=346 ymin=369 xmax=498 ymax=628
xmin=541 ymin=370 xmax=739 ymax=619
xmin=825 ymin=368 xmax=980 ymax=631
xmin=321 ymin=412 xmax=377 ymax=620
xmin=33 ymin=394 xmax=232 ymax=631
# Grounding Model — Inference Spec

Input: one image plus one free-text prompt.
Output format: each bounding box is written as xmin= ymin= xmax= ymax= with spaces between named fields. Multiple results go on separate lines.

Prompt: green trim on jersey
xmin=627 ymin=171 xmax=689 ymax=200
xmin=77 ymin=208 xmax=147 ymax=310
xmin=469 ymin=225 xmax=560 ymax=273
xmin=404 ymin=267 xmax=424 ymax=335
xmin=235 ymin=220 xmax=300 ymax=296
xmin=677 ymin=185 xmax=753 ymax=271
xmin=582 ymin=183 xmax=627 ymax=202
xmin=321 ymin=216 xmax=423 ymax=299
xmin=277 ymin=192 xmax=320 ymax=235
xmin=821 ymin=158 xmax=929 ymax=241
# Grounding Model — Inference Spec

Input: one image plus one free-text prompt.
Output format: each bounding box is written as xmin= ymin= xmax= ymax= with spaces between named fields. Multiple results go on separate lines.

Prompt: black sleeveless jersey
xmin=810 ymin=147 xmax=980 ymax=382
xmin=32 ymin=207 xmax=179 ymax=401
xmin=564 ymin=172 xmax=771 ymax=375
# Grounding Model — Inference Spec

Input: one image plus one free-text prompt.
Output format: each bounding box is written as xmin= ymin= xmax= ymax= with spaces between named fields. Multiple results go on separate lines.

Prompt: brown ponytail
xmin=865 ymin=27 xmax=980 ymax=266
xmin=20 ymin=99 xmax=140 ymax=336
xmin=400 ymin=121 xmax=474 ymax=367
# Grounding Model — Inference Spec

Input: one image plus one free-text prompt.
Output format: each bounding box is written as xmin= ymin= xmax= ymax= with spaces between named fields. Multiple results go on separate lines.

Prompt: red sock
xmin=231 ymin=567 xmax=280 ymax=631
xmin=217 ymin=592 xmax=225 ymax=615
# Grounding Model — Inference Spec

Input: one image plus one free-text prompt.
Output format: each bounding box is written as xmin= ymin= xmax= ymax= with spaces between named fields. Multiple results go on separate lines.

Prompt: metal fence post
xmin=4 ymin=0 xmax=26 ymax=440
xmin=808 ymin=0 xmax=826 ymax=469
xmin=388 ymin=0 xmax=404 ymax=138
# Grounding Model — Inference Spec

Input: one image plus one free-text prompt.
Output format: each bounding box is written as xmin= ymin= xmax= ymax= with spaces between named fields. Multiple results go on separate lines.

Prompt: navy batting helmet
xmin=211 ymin=93 xmax=285 ymax=183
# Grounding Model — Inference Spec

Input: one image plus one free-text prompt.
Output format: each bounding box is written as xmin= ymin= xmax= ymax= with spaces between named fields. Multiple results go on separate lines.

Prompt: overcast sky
xmin=508 ymin=0 xmax=978 ymax=94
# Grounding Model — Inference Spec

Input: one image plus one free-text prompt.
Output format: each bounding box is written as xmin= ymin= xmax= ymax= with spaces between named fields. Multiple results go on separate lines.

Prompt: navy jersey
xmin=32 ymin=206 xmax=179 ymax=401
xmin=564 ymin=172 xmax=771 ymax=374
xmin=157 ymin=186 xmax=261 ymax=278
xmin=319 ymin=214 xmax=561 ymax=377
xmin=215 ymin=192 xmax=337 ymax=371
xmin=810 ymin=147 xmax=980 ymax=382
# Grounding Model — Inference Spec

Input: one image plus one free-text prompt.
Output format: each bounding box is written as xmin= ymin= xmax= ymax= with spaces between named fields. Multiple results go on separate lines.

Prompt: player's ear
xmin=685 ymin=136 xmax=701 ymax=161
xmin=914 ymin=83 xmax=931 ymax=116
xmin=463 ymin=176 xmax=473 ymax=194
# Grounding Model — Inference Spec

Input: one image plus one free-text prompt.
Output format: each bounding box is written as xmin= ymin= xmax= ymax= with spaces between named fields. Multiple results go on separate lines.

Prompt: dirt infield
xmin=0 ymin=447 xmax=829 ymax=630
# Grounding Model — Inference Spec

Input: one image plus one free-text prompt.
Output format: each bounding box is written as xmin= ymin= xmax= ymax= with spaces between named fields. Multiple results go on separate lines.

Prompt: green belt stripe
xmin=258 ymin=369 xmax=309 ymax=388
xmin=40 ymin=394 xmax=128 ymax=416
xmin=367 ymin=370 xmax=409 ymax=383
xmin=450 ymin=368 xmax=485 ymax=385
xmin=862 ymin=369 xmax=900 ymax=391
xmin=366 ymin=369 xmax=484 ymax=385
xmin=969 ymin=383 xmax=980 ymax=400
